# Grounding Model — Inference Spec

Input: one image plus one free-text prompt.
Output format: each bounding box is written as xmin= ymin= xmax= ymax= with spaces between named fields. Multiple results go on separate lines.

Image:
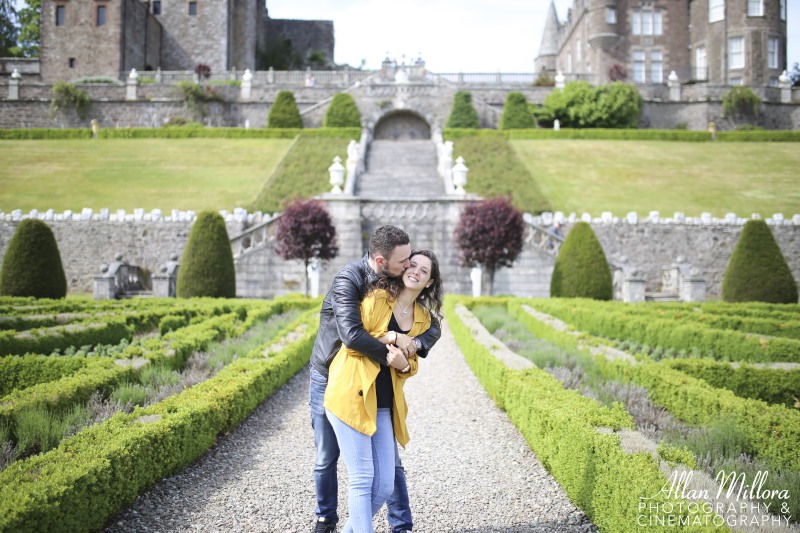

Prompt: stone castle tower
xmin=535 ymin=0 xmax=787 ymax=86
xmin=40 ymin=0 xmax=334 ymax=82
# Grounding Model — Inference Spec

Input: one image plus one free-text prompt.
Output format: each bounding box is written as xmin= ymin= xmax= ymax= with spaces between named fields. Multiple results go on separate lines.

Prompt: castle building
xmin=535 ymin=0 xmax=787 ymax=87
xmin=40 ymin=0 xmax=334 ymax=82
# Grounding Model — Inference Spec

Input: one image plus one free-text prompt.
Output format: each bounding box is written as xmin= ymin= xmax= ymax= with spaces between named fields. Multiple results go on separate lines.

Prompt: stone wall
xmin=158 ymin=0 xmax=228 ymax=72
xmin=1 ymin=209 xmax=798 ymax=300
xmin=263 ymin=18 xmax=335 ymax=68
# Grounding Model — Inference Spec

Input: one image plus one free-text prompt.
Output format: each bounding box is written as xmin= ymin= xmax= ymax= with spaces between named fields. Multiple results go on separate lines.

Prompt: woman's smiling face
xmin=403 ymin=254 xmax=433 ymax=291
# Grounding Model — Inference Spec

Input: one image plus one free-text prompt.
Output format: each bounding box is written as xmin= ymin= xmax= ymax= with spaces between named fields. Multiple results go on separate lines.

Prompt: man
xmin=309 ymin=225 xmax=441 ymax=533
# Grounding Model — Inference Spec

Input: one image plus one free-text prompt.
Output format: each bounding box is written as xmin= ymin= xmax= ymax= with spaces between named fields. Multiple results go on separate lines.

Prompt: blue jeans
xmin=309 ymin=366 xmax=413 ymax=532
xmin=326 ymin=408 xmax=395 ymax=533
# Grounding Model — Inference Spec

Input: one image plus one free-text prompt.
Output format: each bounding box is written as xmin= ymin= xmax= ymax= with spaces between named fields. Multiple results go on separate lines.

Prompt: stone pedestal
xmin=668 ymin=71 xmax=681 ymax=102
xmin=126 ymin=69 xmax=138 ymax=101
xmin=9 ymin=74 xmax=20 ymax=100
xmin=622 ymin=278 xmax=646 ymax=303
xmin=470 ymin=267 xmax=482 ymax=297
xmin=94 ymin=276 xmax=116 ymax=300
xmin=779 ymin=71 xmax=792 ymax=104
xmin=240 ymin=69 xmax=253 ymax=100
xmin=681 ymin=279 xmax=706 ymax=302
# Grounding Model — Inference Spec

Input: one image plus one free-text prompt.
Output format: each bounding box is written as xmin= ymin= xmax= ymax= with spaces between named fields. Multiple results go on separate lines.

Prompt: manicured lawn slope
xmin=0 ymin=139 xmax=293 ymax=212
xmin=510 ymin=140 xmax=800 ymax=217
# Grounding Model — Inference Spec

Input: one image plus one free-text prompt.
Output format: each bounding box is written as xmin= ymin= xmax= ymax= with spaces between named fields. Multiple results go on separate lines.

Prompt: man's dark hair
xmin=368 ymin=225 xmax=410 ymax=260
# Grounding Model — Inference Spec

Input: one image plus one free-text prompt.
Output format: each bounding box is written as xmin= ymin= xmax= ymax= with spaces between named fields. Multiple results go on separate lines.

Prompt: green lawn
xmin=0 ymin=139 xmax=293 ymax=212
xmin=511 ymin=140 xmax=800 ymax=217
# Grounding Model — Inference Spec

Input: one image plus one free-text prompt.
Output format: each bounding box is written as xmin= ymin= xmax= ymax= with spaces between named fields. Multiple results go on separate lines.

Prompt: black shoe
xmin=313 ymin=516 xmax=336 ymax=533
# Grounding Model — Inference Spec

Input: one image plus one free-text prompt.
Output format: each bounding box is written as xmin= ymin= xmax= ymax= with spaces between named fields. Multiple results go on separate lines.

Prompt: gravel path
xmin=106 ymin=322 xmax=596 ymax=533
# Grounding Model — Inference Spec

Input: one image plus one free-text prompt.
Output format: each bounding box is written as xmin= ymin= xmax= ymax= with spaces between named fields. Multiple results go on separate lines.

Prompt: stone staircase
xmin=355 ymin=140 xmax=445 ymax=198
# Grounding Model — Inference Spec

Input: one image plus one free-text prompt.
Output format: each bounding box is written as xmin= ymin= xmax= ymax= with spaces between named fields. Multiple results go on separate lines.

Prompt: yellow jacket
xmin=324 ymin=289 xmax=431 ymax=448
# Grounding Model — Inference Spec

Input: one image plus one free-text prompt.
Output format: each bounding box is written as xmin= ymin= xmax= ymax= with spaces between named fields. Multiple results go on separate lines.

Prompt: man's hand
xmin=395 ymin=333 xmax=418 ymax=357
xmin=386 ymin=344 xmax=409 ymax=370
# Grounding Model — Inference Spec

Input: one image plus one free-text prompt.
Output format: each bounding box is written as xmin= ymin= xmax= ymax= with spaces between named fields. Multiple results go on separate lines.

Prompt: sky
xmin=264 ymin=0 xmax=800 ymax=73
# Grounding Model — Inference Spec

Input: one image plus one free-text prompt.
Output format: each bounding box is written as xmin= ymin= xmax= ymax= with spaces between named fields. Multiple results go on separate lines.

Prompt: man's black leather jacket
xmin=310 ymin=255 xmax=441 ymax=378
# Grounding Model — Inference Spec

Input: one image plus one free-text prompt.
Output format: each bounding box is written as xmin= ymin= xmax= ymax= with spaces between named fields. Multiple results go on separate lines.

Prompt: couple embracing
xmin=309 ymin=225 xmax=444 ymax=533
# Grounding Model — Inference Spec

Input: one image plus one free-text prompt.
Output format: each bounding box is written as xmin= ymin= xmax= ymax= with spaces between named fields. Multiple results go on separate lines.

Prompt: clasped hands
xmin=386 ymin=344 xmax=411 ymax=372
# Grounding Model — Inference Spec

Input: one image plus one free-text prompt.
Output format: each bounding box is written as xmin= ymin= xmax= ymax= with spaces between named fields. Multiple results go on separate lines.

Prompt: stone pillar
xmin=9 ymin=68 xmax=20 ymax=100
xmin=779 ymin=71 xmax=792 ymax=104
xmin=155 ymin=67 xmax=163 ymax=84
xmin=668 ymin=71 xmax=681 ymax=102
xmin=307 ymin=257 xmax=321 ymax=298
xmin=126 ymin=69 xmax=138 ymax=101
xmin=470 ymin=267 xmax=482 ymax=297
xmin=345 ymin=140 xmax=359 ymax=193
xmin=680 ymin=268 xmax=706 ymax=302
xmin=152 ymin=274 xmax=171 ymax=298
xmin=93 ymin=275 xmax=116 ymax=300
xmin=267 ymin=66 xmax=275 ymax=84
xmin=622 ymin=278 xmax=646 ymax=303
xmin=240 ymin=69 xmax=253 ymax=100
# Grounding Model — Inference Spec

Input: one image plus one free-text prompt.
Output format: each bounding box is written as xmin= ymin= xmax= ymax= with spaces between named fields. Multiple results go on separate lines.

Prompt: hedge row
xmin=510 ymin=300 xmax=800 ymax=473
xmin=448 ymin=297 xmax=720 ymax=532
xmin=0 ymin=308 xmax=320 ymax=532
xmin=0 ymin=319 xmax=134 ymax=357
xmin=660 ymin=359 xmax=800 ymax=408
xmin=0 ymin=354 xmax=91 ymax=397
xmin=529 ymin=298 xmax=800 ymax=362
xmin=0 ymin=127 xmax=361 ymax=140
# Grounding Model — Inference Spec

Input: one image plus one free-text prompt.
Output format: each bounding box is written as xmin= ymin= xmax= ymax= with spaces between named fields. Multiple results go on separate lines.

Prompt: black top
xmin=376 ymin=313 xmax=410 ymax=409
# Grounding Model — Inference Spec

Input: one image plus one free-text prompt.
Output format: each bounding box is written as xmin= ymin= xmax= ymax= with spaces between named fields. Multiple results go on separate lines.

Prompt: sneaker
xmin=313 ymin=516 xmax=336 ymax=533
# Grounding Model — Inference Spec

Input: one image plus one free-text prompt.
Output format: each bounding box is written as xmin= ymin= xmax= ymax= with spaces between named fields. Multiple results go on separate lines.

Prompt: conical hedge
xmin=446 ymin=91 xmax=480 ymax=129
xmin=550 ymin=222 xmax=612 ymax=300
xmin=722 ymin=219 xmax=798 ymax=303
xmin=176 ymin=211 xmax=236 ymax=298
xmin=0 ymin=219 xmax=67 ymax=298
xmin=268 ymin=90 xmax=303 ymax=128
xmin=499 ymin=92 xmax=535 ymax=130
xmin=324 ymin=93 xmax=361 ymax=127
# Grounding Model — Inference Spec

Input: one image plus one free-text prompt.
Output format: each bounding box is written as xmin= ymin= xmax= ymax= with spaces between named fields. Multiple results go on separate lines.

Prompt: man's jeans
xmin=310 ymin=366 xmax=413 ymax=532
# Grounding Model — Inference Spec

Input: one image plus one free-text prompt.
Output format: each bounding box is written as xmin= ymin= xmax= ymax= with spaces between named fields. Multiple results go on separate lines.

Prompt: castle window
xmin=633 ymin=51 xmax=646 ymax=83
xmin=747 ymin=0 xmax=763 ymax=17
xmin=632 ymin=12 xmax=640 ymax=34
xmin=576 ymin=39 xmax=581 ymax=63
xmin=188 ymin=1 xmax=197 ymax=16
xmin=780 ymin=0 xmax=786 ymax=20
xmin=651 ymin=50 xmax=663 ymax=83
xmin=606 ymin=7 xmax=616 ymax=24
xmin=729 ymin=77 xmax=742 ymax=86
xmin=55 ymin=4 xmax=65 ymax=26
xmin=768 ymin=37 xmax=778 ymax=69
xmin=695 ymin=46 xmax=707 ymax=80
xmin=567 ymin=51 xmax=572 ymax=73
xmin=728 ymin=37 xmax=744 ymax=69
xmin=654 ymin=12 xmax=662 ymax=34
xmin=709 ymin=0 xmax=724 ymax=23
xmin=153 ymin=1 xmax=161 ymax=14
xmin=97 ymin=5 xmax=106 ymax=26
xmin=632 ymin=11 xmax=662 ymax=36
xmin=68 ymin=58 xmax=75 ymax=68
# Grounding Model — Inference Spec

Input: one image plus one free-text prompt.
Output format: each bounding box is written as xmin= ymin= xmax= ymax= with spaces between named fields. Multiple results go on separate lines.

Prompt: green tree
xmin=446 ymin=91 xmax=480 ymax=129
xmin=324 ymin=93 xmax=361 ymax=128
xmin=721 ymin=86 xmax=761 ymax=125
xmin=550 ymin=222 xmax=612 ymax=300
xmin=268 ymin=90 xmax=303 ymax=129
xmin=499 ymin=92 xmax=535 ymax=130
xmin=534 ymin=81 xmax=641 ymax=128
xmin=0 ymin=1 xmax=17 ymax=57
xmin=11 ymin=0 xmax=39 ymax=57
xmin=0 ymin=219 xmax=67 ymax=299
xmin=722 ymin=220 xmax=798 ymax=303
xmin=176 ymin=211 xmax=236 ymax=298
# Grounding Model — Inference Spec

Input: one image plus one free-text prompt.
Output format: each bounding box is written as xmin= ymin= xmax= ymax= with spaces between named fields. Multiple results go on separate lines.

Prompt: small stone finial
xmin=328 ymin=156 xmax=345 ymax=194
xmin=11 ymin=68 xmax=21 ymax=79
xmin=242 ymin=68 xmax=253 ymax=82
xmin=554 ymin=71 xmax=566 ymax=89
xmin=128 ymin=68 xmax=138 ymax=81
xmin=115 ymin=253 xmax=124 ymax=261
xmin=779 ymin=70 xmax=790 ymax=85
xmin=452 ymin=156 xmax=469 ymax=195
xmin=668 ymin=71 xmax=678 ymax=84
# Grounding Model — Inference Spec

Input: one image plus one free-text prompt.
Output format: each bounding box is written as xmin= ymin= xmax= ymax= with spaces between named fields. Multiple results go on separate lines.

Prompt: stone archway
xmin=373 ymin=110 xmax=431 ymax=140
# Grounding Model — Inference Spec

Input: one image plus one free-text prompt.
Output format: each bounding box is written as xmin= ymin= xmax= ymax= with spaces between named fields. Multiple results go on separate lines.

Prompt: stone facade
xmin=38 ymin=0 xmax=334 ymax=82
xmin=536 ymin=0 xmax=787 ymax=87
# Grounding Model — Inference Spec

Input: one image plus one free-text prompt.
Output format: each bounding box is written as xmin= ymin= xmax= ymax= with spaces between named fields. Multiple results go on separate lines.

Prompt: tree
xmin=550 ymin=222 xmax=612 ymax=300
xmin=534 ymin=81 xmax=641 ymax=128
xmin=324 ymin=93 xmax=361 ymax=128
xmin=721 ymin=86 xmax=761 ymax=125
xmin=275 ymin=199 xmax=338 ymax=297
xmin=453 ymin=197 xmax=525 ymax=295
xmin=268 ymin=90 xmax=303 ymax=128
xmin=0 ymin=219 xmax=67 ymax=299
xmin=176 ymin=211 xmax=236 ymax=298
xmin=499 ymin=92 xmax=535 ymax=130
xmin=11 ymin=0 xmax=40 ymax=57
xmin=446 ymin=91 xmax=480 ymax=129
xmin=0 ymin=0 xmax=16 ymax=57
xmin=722 ymin=220 xmax=798 ymax=303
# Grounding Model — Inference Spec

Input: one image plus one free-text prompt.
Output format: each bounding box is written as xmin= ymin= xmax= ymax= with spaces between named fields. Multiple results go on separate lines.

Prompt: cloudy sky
xmin=266 ymin=0 xmax=800 ymax=73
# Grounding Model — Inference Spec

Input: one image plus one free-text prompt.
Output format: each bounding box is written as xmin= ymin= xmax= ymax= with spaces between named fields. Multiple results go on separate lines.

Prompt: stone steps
xmin=356 ymin=139 xmax=445 ymax=198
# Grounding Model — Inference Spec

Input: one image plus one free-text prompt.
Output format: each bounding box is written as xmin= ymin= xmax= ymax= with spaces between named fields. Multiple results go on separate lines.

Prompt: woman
xmin=323 ymin=250 xmax=443 ymax=533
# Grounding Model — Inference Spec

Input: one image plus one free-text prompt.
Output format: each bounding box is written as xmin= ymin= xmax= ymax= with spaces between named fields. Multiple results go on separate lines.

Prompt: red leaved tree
xmin=276 ymin=199 xmax=338 ymax=296
xmin=454 ymin=197 xmax=525 ymax=295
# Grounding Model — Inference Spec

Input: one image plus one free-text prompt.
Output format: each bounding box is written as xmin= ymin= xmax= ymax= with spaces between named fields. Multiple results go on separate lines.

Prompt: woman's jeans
xmin=326 ymin=407 xmax=395 ymax=533
xmin=309 ymin=366 xmax=413 ymax=531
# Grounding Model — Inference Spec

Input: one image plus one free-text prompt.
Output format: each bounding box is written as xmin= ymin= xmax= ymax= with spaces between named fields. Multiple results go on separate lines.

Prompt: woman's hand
xmin=395 ymin=333 xmax=418 ymax=357
xmin=386 ymin=344 xmax=409 ymax=370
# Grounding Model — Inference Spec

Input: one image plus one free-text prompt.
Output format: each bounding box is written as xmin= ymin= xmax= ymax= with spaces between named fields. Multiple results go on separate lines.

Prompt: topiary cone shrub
xmin=324 ymin=93 xmax=361 ymax=128
xmin=268 ymin=90 xmax=303 ymax=129
xmin=0 ymin=219 xmax=67 ymax=298
xmin=722 ymin=219 xmax=798 ymax=303
xmin=550 ymin=221 xmax=612 ymax=300
xmin=176 ymin=211 xmax=236 ymax=298
xmin=499 ymin=92 xmax=535 ymax=130
xmin=446 ymin=91 xmax=480 ymax=129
